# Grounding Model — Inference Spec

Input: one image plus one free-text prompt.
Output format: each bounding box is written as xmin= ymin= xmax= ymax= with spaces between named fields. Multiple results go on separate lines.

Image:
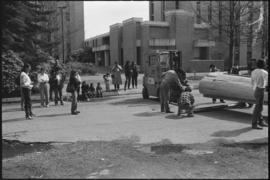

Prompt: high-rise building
xmin=42 ymin=1 xmax=85 ymax=62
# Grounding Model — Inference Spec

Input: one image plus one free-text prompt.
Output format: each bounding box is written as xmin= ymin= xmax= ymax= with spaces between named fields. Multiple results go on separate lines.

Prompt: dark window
xmin=150 ymin=1 xmax=154 ymax=20
xmin=208 ymin=1 xmax=212 ymax=24
xmin=199 ymin=47 xmax=209 ymax=60
xmin=176 ymin=1 xmax=179 ymax=9
xmin=219 ymin=1 xmax=222 ymax=40
xmin=196 ymin=1 xmax=201 ymax=24
xmin=136 ymin=47 xmax=141 ymax=65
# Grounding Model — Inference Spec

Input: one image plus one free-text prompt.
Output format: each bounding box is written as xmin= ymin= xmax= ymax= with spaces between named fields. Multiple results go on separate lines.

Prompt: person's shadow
xmin=211 ymin=127 xmax=253 ymax=137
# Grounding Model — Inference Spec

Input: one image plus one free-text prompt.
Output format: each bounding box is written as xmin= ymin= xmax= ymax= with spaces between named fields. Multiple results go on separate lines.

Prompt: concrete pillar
xmin=94 ymin=52 xmax=99 ymax=66
xmin=104 ymin=51 xmax=109 ymax=67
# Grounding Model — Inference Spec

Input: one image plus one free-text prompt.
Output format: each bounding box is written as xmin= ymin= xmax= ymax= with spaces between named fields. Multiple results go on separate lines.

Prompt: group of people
xmin=81 ymin=81 xmax=103 ymax=101
xmin=110 ymin=61 xmax=138 ymax=91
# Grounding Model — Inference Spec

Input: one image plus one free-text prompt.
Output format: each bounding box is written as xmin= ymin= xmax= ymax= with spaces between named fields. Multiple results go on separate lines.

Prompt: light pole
xmin=58 ymin=4 xmax=67 ymax=63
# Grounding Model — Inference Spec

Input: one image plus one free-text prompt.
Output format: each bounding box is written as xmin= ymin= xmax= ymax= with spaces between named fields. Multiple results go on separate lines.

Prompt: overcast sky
xmin=84 ymin=1 xmax=149 ymax=40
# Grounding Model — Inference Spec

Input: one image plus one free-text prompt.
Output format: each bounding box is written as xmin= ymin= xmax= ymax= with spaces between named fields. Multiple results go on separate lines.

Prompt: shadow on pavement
xmin=2 ymin=113 xmax=70 ymax=124
xmin=211 ymin=127 xmax=253 ymax=137
xmin=2 ymin=105 xmax=42 ymax=113
xmin=197 ymin=109 xmax=254 ymax=124
xmin=134 ymin=111 xmax=163 ymax=117
xmin=110 ymin=98 xmax=157 ymax=106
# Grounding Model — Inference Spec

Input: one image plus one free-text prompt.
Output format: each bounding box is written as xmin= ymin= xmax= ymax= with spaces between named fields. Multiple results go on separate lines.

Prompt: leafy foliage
xmin=1 ymin=50 xmax=24 ymax=96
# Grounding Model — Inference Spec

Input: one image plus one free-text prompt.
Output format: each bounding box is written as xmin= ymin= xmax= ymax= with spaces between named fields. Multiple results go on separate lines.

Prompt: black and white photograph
xmin=2 ymin=0 xmax=268 ymax=179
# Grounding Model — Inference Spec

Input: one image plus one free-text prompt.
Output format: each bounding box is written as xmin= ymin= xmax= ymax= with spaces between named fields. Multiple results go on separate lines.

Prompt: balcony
xmin=194 ymin=39 xmax=215 ymax=47
xmin=149 ymin=39 xmax=176 ymax=46
xmin=92 ymin=45 xmax=110 ymax=52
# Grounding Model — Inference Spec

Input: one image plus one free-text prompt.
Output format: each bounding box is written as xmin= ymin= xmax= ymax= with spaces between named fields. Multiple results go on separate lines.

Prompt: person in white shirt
xmin=38 ymin=67 xmax=50 ymax=107
xmin=251 ymin=59 xmax=268 ymax=129
xmin=20 ymin=63 xmax=34 ymax=119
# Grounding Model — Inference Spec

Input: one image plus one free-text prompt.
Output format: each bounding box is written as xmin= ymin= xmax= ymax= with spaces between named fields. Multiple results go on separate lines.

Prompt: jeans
xmin=71 ymin=91 xmax=78 ymax=113
xmin=54 ymin=86 xmax=63 ymax=104
xmin=131 ymin=75 xmax=138 ymax=88
xmin=22 ymin=87 xmax=33 ymax=117
xmin=39 ymin=83 xmax=49 ymax=106
xmin=124 ymin=75 xmax=131 ymax=90
xmin=252 ymin=87 xmax=264 ymax=126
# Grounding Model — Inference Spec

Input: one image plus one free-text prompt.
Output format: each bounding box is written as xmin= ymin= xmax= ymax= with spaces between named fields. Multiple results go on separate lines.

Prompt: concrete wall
xmin=69 ymin=1 xmax=85 ymax=52
xmin=110 ymin=24 xmax=122 ymax=65
xmin=122 ymin=18 xmax=142 ymax=64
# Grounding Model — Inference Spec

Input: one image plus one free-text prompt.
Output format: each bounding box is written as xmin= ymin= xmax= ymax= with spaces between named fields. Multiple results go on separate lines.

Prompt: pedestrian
xmin=54 ymin=67 xmax=66 ymax=105
xmin=68 ymin=70 xmax=81 ymax=115
xmin=177 ymin=86 xmax=195 ymax=117
xmin=159 ymin=69 xmax=185 ymax=113
xmin=251 ymin=59 xmax=268 ymax=129
xmin=131 ymin=62 xmax=138 ymax=88
xmin=20 ymin=63 xmax=35 ymax=119
xmin=124 ymin=61 xmax=132 ymax=90
xmin=38 ymin=67 xmax=50 ymax=107
xmin=209 ymin=64 xmax=225 ymax=103
xmin=89 ymin=83 xmax=95 ymax=98
xmin=111 ymin=61 xmax=122 ymax=91
xmin=103 ymin=73 xmax=111 ymax=91
xmin=96 ymin=82 xmax=103 ymax=97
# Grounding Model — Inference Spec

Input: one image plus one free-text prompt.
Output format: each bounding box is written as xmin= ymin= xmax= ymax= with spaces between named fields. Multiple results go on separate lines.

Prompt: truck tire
xmin=142 ymin=87 xmax=149 ymax=99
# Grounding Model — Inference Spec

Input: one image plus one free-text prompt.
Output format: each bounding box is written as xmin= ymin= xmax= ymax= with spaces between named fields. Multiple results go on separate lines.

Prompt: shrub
xmin=2 ymin=50 xmax=24 ymax=97
xmin=64 ymin=62 xmax=96 ymax=76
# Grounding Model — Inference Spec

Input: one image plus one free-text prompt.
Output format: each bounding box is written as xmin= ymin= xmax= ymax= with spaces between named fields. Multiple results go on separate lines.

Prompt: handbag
xmin=66 ymin=82 xmax=74 ymax=93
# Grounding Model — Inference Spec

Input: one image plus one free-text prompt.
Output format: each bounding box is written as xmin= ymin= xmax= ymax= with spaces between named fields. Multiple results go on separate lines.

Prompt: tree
xmin=190 ymin=1 xmax=265 ymax=71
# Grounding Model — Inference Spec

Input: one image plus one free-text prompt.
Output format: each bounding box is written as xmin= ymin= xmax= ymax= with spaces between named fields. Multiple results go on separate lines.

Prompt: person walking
xmin=251 ymin=59 xmax=268 ymax=129
xmin=38 ymin=67 xmax=50 ymax=107
xmin=131 ymin=62 xmax=138 ymax=88
xmin=124 ymin=61 xmax=132 ymax=90
xmin=111 ymin=61 xmax=122 ymax=91
xmin=68 ymin=70 xmax=81 ymax=115
xmin=20 ymin=63 xmax=35 ymax=119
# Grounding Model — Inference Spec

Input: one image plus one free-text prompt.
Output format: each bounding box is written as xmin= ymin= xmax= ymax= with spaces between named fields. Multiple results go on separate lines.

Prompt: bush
xmin=2 ymin=50 xmax=24 ymax=97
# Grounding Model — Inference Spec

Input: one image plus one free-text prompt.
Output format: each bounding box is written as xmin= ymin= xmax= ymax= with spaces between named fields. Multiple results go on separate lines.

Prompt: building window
xmin=150 ymin=1 xmax=154 ymax=21
xmin=176 ymin=1 xmax=179 ymax=9
xmin=196 ymin=1 xmax=201 ymax=24
xmin=65 ymin=11 xmax=70 ymax=21
xmin=218 ymin=1 xmax=222 ymax=40
xmin=162 ymin=0 xmax=165 ymax=21
xmin=208 ymin=1 xmax=212 ymax=24
xmin=136 ymin=47 xmax=141 ymax=65
xmin=199 ymin=47 xmax=209 ymax=60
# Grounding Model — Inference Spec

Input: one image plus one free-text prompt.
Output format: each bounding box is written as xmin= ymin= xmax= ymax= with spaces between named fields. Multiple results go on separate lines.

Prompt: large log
xmin=199 ymin=72 xmax=268 ymax=105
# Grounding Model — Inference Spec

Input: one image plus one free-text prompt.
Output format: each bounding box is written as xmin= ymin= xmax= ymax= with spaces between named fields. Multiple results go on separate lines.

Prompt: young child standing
xmin=177 ymin=86 xmax=195 ymax=117
xmin=96 ymin=82 xmax=103 ymax=97
xmin=103 ymin=73 xmax=111 ymax=91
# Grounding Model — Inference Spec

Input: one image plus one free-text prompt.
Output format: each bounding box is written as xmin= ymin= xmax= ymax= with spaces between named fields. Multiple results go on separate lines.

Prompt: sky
xmin=84 ymin=1 xmax=149 ymax=40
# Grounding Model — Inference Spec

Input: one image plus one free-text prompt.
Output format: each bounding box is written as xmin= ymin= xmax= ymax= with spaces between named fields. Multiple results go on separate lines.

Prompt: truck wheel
xmin=142 ymin=87 xmax=149 ymax=99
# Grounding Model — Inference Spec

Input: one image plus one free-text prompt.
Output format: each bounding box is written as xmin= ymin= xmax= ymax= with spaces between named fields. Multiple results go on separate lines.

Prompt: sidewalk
xmin=2 ymin=73 xmax=205 ymax=104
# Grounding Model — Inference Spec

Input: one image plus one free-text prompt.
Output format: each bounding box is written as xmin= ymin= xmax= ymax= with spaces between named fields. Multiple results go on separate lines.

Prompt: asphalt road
xmin=2 ymin=90 xmax=268 ymax=144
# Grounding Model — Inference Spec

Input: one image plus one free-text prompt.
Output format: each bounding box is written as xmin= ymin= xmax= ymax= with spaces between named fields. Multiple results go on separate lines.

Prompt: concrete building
xmin=43 ymin=1 xmax=85 ymax=62
xmin=85 ymin=1 xmax=267 ymax=72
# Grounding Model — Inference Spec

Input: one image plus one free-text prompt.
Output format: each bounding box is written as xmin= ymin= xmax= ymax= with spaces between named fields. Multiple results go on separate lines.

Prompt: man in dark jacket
xmin=159 ymin=69 xmax=185 ymax=113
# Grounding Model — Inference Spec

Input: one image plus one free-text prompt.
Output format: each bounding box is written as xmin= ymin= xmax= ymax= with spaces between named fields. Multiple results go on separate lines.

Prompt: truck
xmin=142 ymin=50 xmax=182 ymax=102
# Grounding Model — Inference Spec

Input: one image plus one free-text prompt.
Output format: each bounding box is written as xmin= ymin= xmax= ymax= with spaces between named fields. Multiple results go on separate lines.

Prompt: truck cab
xmin=142 ymin=50 xmax=182 ymax=100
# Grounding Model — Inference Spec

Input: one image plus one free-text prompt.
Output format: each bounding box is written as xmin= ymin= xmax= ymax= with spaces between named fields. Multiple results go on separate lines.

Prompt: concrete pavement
xmin=2 ymin=90 xmax=268 ymax=145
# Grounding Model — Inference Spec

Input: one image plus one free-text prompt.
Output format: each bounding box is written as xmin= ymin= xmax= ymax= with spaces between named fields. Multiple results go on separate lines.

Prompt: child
xmin=96 ymin=82 xmax=103 ymax=97
xmin=103 ymin=73 xmax=111 ymax=91
xmin=89 ymin=83 xmax=95 ymax=98
xmin=177 ymin=86 xmax=195 ymax=117
xmin=81 ymin=81 xmax=90 ymax=101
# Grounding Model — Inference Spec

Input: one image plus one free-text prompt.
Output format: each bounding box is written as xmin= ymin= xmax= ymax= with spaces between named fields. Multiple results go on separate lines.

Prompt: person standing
xmin=209 ymin=64 xmax=225 ymax=103
xmin=54 ymin=68 xmax=66 ymax=105
xmin=131 ymin=62 xmax=138 ymax=89
xmin=251 ymin=59 xmax=268 ymax=129
xmin=38 ymin=67 xmax=50 ymax=107
xmin=96 ymin=82 xmax=103 ymax=97
xmin=49 ymin=69 xmax=55 ymax=102
xmin=69 ymin=70 xmax=81 ymax=115
xmin=20 ymin=63 xmax=34 ymax=119
xmin=124 ymin=61 xmax=132 ymax=90
xmin=111 ymin=61 xmax=122 ymax=90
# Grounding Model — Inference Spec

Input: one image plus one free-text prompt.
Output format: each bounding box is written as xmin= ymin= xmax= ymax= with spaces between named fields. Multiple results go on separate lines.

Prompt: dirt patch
xmin=2 ymin=138 xmax=268 ymax=179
